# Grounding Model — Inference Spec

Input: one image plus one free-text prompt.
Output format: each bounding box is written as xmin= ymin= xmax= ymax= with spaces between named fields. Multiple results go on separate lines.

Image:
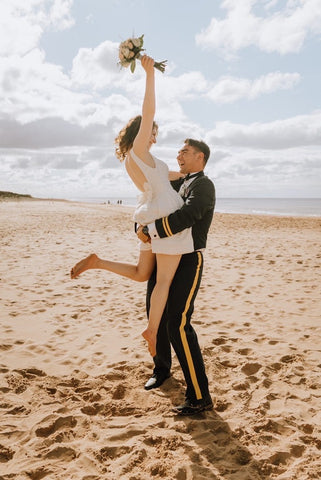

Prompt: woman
xmin=71 ymin=55 xmax=193 ymax=357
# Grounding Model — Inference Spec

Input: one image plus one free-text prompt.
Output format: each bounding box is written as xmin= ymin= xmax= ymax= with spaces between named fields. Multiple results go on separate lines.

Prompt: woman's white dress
xmin=129 ymin=149 xmax=194 ymax=255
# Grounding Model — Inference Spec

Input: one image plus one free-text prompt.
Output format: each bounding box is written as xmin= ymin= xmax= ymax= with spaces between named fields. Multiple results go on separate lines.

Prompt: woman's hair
xmin=115 ymin=115 xmax=158 ymax=162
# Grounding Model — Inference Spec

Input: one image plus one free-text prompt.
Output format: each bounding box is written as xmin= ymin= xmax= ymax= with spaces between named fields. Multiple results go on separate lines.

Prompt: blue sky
xmin=1 ymin=0 xmax=320 ymax=199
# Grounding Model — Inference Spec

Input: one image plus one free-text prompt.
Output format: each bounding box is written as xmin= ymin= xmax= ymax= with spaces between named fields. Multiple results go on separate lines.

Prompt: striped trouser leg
xmin=167 ymin=251 xmax=210 ymax=402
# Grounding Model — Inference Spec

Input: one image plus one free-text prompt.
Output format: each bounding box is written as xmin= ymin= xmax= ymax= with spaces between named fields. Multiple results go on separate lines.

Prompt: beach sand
xmin=0 ymin=199 xmax=320 ymax=479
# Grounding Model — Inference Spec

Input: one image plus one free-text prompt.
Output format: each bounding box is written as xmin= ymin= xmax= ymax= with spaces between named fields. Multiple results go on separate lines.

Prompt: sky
xmin=0 ymin=0 xmax=321 ymax=200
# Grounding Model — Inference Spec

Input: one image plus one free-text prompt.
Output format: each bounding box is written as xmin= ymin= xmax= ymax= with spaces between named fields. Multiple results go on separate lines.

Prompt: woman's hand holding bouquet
xmin=118 ymin=34 xmax=166 ymax=73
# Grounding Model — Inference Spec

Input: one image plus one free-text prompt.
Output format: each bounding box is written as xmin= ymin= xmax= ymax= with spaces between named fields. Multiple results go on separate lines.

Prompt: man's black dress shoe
xmin=172 ymin=397 xmax=214 ymax=416
xmin=144 ymin=373 xmax=170 ymax=390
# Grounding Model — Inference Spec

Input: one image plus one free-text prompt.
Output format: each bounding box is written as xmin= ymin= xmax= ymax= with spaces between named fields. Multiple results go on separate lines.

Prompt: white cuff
xmin=148 ymin=222 xmax=159 ymax=239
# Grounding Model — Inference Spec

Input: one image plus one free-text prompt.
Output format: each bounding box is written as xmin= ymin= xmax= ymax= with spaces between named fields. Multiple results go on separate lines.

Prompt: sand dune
xmin=1 ymin=200 xmax=320 ymax=479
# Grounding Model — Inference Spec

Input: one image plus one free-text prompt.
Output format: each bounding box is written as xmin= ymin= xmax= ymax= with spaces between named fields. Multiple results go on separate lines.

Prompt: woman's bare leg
xmin=142 ymin=254 xmax=181 ymax=357
xmin=70 ymin=250 xmax=156 ymax=282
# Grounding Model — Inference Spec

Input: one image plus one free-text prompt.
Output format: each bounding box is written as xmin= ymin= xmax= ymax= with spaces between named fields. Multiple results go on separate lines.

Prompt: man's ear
xmin=198 ymin=152 xmax=205 ymax=167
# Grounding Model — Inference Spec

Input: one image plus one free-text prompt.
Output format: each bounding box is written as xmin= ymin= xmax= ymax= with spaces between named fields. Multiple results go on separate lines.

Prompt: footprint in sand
xmin=299 ymin=423 xmax=314 ymax=434
xmin=237 ymin=348 xmax=252 ymax=355
xmin=280 ymin=354 xmax=299 ymax=364
xmin=112 ymin=384 xmax=126 ymax=400
xmin=54 ymin=327 xmax=69 ymax=335
xmin=268 ymin=451 xmax=291 ymax=466
xmin=0 ymin=444 xmax=15 ymax=462
xmin=215 ymin=398 xmax=230 ymax=412
xmin=0 ymin=365 xmax=9 ymax=374
xmin=3 ymin=326 xmax=14 ymax=334
xmin=241 ymin=363 xmax=262 ymax=376
xmin=81 ymin=404 xmax=104 ymax=416
xmin=24 ymin=467 xmax=53 ymax=479
xmin=35 ymin=415 xmax=77 ymax=437
xmin=6 ymin=373 xmax=29 ymax=394
xmin=254 ymin=419 xmax=294 ymax=436
xmin=81 ymin=391 xmax=102 ymax=403
xmin=14 ymin=368 xmax=46 ymax=378
xmin=232 ymin=381 xmax=250 ymax=391
xmin=6 ymin=405 xmax=31 ymax=415
xmin=31 ymin=308 xmax=47 ymax=314
xmin=212 ymin=337 xmax=227 ymax=346
xmin=25 ymin=344 xmax=47 ymax=356
xmin=45 ymin=445 xmax=77 ymax=460
xmin=94 ymin=445 xmax=132 ymax=463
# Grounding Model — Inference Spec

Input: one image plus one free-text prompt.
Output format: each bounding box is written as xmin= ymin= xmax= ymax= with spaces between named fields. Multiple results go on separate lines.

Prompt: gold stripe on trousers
xmin=179 ymin=251 xmax=203 ymax=400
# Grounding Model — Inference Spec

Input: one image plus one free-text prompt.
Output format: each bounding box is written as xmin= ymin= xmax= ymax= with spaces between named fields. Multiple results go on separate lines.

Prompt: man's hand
xmin=137 ymin=225 xmax=151 ymax=243
xmin=168 ymin=170 xmax=185 ymax=181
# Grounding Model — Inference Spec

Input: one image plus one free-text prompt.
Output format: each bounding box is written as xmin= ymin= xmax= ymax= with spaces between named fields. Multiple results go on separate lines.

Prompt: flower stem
xmin=154 ymin=61 xmax=167 ymax=73
xmin=137 ymin=54 xmax=167 ymax=73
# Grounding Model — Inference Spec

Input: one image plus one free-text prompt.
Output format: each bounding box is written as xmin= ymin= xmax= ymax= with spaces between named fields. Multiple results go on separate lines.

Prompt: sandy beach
xmin=0 ymin=199 xmax=320 ymax=480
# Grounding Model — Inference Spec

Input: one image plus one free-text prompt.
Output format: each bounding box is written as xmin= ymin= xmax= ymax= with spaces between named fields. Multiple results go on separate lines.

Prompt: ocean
xmin=70 ymin=197 xmax=321 ymax=218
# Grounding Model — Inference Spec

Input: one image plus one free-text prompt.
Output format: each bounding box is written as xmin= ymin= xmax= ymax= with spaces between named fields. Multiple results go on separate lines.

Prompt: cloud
xmin=0 ymin=0 xmax=74 ymax=56
xmin=0 ymin=145 xmax=130 ymax=198
xmin=1 ymin=0 xmax=319 ymax=200
xmin=49 ymin=0 xmax=74 ymax=30
xmin=206 ymin=111 xmax=321 ymax=149
xmin=196 ymin=0 xmax=321 ymax=56
xmin=71 ymin=40 xmax=124 ymax=89
xmin=0 ymin=114 xmax=119 ymax=149
xmin=0 ymin=1 xmax=140 ymax=157
xmin=0 ymin=49 xmax=83 ymax=123
xmin=158 ymin=121 xmax=205 ymax=147
xmin=0 ymin=47 xmax=137 ymax=146
xmin=159 ymin=72 xmax=208 ymax=101
xmin=209 ymin=145 xmax=321 ymax=198
xmin=207 ymin=71 xmax=300 ymax=103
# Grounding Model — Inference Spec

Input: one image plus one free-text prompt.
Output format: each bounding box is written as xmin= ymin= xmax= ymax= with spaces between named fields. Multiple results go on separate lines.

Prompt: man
xmin=137 ymin=138 xmax=215 ymax=416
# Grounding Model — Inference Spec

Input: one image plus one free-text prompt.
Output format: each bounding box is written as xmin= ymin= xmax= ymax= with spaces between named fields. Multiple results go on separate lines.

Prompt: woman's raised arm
xmin=132 ymin=55 xmax=156 ymax=162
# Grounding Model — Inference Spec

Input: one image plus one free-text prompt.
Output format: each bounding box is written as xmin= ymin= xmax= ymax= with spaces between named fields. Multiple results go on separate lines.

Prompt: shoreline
xmin=1 ymin=196 xmax=320 ymax=220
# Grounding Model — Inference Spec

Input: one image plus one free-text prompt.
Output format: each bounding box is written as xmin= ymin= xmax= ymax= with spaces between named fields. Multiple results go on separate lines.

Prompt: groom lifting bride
xmin=71 ymin=38 xmax=215 ymax=416
xmin=138 ymin=137 xmax=215 ymax=415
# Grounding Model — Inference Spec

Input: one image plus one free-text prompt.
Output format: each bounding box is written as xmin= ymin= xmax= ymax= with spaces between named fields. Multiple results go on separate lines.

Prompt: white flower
xmin=118 ymin=34 xmax=166 ymax=73
xmin=120 ymin=58 xmax=131 ymax=67
xmin=132 ymin=37 xmax=142 ymax=48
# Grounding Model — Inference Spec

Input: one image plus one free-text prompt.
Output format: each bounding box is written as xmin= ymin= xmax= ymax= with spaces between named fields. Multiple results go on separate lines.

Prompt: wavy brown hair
xmin=115 ymin=115 xmax=158 ymax=162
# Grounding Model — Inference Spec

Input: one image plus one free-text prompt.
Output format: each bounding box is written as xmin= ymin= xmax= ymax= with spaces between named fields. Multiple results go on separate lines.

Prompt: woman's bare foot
xmin=70 ymin=253 xmax=98 ymax=279
xmin=142 ymin=328 xmax=157 ymax=357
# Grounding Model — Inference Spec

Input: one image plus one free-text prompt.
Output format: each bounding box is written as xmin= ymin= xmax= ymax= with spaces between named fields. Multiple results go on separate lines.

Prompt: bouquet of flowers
xmin=118 ymin=34 xmax=167 ymax=73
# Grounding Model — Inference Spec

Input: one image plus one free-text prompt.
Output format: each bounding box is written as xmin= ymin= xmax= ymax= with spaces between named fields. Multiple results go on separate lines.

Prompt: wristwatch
xmin=142 ymin=225 xmax=149 ymax=236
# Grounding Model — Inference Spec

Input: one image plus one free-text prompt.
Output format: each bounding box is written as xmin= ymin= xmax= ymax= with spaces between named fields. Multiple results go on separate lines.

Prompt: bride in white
xmin=71 ymin=55 xmax=193 ymax=358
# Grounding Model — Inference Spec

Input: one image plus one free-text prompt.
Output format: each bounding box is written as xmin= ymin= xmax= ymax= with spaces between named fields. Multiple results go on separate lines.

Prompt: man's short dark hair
xmin=184 ymin=138 xmax=210 ymax=165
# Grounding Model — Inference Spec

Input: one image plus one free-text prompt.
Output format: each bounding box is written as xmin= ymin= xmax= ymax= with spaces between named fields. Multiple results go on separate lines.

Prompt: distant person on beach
xmin=71 ymin=55 xmax=216 ymax=415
